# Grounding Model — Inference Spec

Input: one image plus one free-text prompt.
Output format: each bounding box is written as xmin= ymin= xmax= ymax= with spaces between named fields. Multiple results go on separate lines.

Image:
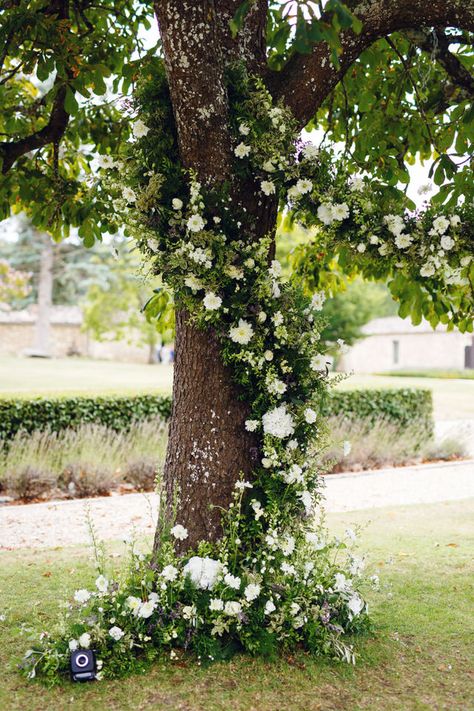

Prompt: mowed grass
xmin=0 ymin=357 xmax=174 ymax=397
xmin=1 ymin=356 xmax=474 ymax=421
xmin=1 ymin=499 xmax=473 ymax=711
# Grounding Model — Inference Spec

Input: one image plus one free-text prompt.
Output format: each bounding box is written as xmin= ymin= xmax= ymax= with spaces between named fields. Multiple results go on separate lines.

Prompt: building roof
xmin=361 ymin=316 xmax=446 ymax=336
xmin=0 ymin=305 xmax=83 ymax=325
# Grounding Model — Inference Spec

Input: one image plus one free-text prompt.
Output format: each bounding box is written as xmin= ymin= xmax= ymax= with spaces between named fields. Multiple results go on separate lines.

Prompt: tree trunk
xmin=32 ymin=231 xmax=53 ymax=356
xmin=155 ymin=310 xmax=257 ymax=551
xmin=152 ymin=1 xmax=273 ymax=552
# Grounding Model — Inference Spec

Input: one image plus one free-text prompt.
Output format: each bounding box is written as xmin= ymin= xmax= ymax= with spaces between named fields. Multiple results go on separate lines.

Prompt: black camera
xmin=70 ymin=649 xmax=97 ymax=682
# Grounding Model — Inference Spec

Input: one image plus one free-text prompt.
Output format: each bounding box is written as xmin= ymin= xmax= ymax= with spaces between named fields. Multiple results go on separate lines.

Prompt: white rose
xmin=170 ymin=524 xmax=188 ymax=541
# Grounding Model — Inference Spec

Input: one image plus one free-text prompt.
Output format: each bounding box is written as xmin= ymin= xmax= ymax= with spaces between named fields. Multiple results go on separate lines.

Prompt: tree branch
xmin=410 ymin=28 xmax=474 ymax=98
xmin=268 ymin=0 xmax=474 ymax=127
xmin=0 ymin=82 xmax=69 ymax=174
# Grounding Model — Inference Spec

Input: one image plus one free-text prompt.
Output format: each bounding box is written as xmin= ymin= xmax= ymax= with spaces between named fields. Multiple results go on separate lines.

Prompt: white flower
xmin=450 ymin=215 xmax=461 ymax=227
xmin=148 ymin=238 xmax=159 ymax=253
xmin=69 ymin=639 xmax=78 ymax=651
xmin=332 ymin=203 xmax=349 ymax=221
xmin=334 ymin=573 xmax=351 ymax=592
xmin=302 ymin=143 xmax=319 ymax=160
xmin=262 ymin=457 xmax=272 ymax=468
xmin=239 ymin=123 xmax=250 ymax=136
xmin=345 ymin=527 xmax=357 ymax=541
xmin=357 ymin=242 xmax=366 ymax=253
xmin=261 ymin=180 xmax=276 ymax=196
xmin=378 ymin=243 xmax=389 ymax=256
xmin=122 ymin=186 xmax=136 ymax=203
xmin=226 ymin=265 xmax=244 ymax=280
xmin=161 ymin=564 xmax=179 ymax=582
xmin=267 ymin=377 xmax=287 ymax=396
xmin=245 ymin=419 xmax=259 ymax=432
xmin=349 ymin=555 xmax=365 ymax=576
xmin=74 ymin=589 xmax=91 ymax=604
xmin=281 ymin=535 xmax=295 ymax=556
xmin=132 ymin=119 xmax=150 ymax=138
xmin=182 ymin=605 xmax=197 ymax=621
xmin=203 ymin=292 xmax=222 ymax=310
xmin=281 ymin=562 xmax=296 ymax=576
xmin=109 ymin=626 xmax=125 ymax=641
xmin=262 ymin=405 xmax=295 ymax=439
xmin=296 ymin=178 xmax=313 ymax=194
xmin=349 ymin=175 xmax=365 ymax=192
xmin=170 ymin=524 xmax=188 ymax=541
xmin=269 ymin=259 xmax=282 ymax=278
xmin=299 ymin=490 xmax=313 ymax=514
xmin=78 ymin=632 xmax=91 ymax=648
xmin=305 ymin=531 xmax=325 ymax=550
xmin=273 ymin=311 xmax=284 ymax=326
xmin=343 ymin=440 xmax=352 ymax=456
xmin=384 ymin=214 xmax=405 ymax=237
xmin=244 ymin=583 xmax=261 ymax=602
xmin=369 ymin=234 xmax=379 ymax=245
xmin=303 ymin=407 xmax=317 ymax=424
xmin=283 ymin=463 xmax=304 ymax=485
xmin=184 ymin=275 xmax=203 ymax=292
xmin=235 ymin=480 xmax=253 ymax=491
xmin=257 ymin=311 xmax=267 ymax=323
xmin=187 ymin=214 xmax=205 ymax=232
xmin=229 ymin=319 xmax=254 ymax=345
xmin=126 ymin=596 xmax=141 ymax=614
xmin=311 ymin=292 xmax=325 ymax=311
xmin=138 ymin=600 xmax=156 ymax=619
xmin=290 ymin=602 xmax=300 ymax=616
xmin=264 ymin=600 xmax=276 ymax=615
xmin=224 ymin=573 xmax=241 ymax=590
xmin=395 ymin=233 xmax=413 ymax=249
xmin=317 ymin=202 xmax=335 ymax=225
xmin=172 ymin=198 xmax=183 ymax=210
xmin=262 ymin=159 xmax=275 ymax=172
xmin=287 ymin=439 xmax=298 ymax=450
xmin=234 ymin=142 xmax=250 ymax=158
xmin=420 ymin=263 xmax=436 ymax=278
xmin=224 ymin=601 xmax=242 ymax=616
xmin=251 ymin=500 xmax=264 ymax=520
xmin=183 ymin=556 xmax=222 ymax=589
xmin=97 ymin=154 xmax=115 ymax=169
xmin=95 ymin=575 xmax=108 ymax=593
xmin=347 ymin=594 xmax=364 ymax=618
xmin=433 ymin=216 xmax=450 ymax=234
xmin=310 ymin=354 xmax=327 ymax=371
xmin=264 ymin=350 xmax=273 ymax=361
xmin=209 ymin=598 xmax=224 ymax=612
xmin=440 ymin=235 xmax=454 ymax=251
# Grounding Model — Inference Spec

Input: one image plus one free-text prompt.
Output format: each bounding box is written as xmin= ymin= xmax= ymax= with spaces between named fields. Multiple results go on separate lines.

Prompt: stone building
xmin=339 ymin=316 xmax=474 ymax=373
xmin=0 ymin=305 xmax=152 ymax=363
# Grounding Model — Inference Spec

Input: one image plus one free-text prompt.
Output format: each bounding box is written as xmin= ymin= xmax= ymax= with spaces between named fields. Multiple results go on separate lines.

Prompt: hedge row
xmin=0 ymin=388 xmax=433 ymax=441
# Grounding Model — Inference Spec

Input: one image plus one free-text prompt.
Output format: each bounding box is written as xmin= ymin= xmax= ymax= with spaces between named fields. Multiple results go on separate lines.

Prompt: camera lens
xmin=75 ymin=653 xmax=89 ymax=668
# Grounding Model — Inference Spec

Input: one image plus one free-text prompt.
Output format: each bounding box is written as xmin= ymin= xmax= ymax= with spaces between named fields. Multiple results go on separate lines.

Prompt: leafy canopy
xmin=0 ymin=1 xmax=472 ymax=329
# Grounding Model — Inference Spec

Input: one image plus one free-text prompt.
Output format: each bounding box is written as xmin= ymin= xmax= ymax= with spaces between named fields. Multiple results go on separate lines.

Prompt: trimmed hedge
xmin=0 ymin=395 xmax=172 ymax=441
xmin=323 ymin=388 xmax=433 ymax=436
xmin=0 ymin=388 xmax=433 ymax=441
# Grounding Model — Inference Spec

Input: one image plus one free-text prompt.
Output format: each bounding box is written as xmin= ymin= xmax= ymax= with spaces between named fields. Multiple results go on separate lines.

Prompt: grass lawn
xmin=1 ymin=499 xmax=473 ymax=710
xmin=2 ymin=357 xmax=474 ymax=421
xmin=0 ymin=357 xmax=174 ymax=398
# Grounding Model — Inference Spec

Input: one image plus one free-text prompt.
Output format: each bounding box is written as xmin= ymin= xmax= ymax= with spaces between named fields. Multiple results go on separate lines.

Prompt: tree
xmin=82 ymin=245 xmax=174 ymax=363
xmin=1 ymin=2 xmax=474 ymax=667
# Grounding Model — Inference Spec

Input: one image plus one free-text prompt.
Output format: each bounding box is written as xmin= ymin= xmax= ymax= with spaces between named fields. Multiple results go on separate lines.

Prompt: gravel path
xmin=1 ymin=460 xmax=473 ymax=551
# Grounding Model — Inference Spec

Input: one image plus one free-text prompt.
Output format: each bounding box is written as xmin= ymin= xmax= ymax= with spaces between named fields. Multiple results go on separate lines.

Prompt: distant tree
xmin=82 ymin=247 xmax=174 ymax=364
xmin=0 ymin=258 xmax=30 ymax=307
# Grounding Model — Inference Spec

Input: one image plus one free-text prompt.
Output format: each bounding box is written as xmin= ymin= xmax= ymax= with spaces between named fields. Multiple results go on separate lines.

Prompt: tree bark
xmin=32 ymin=231 xmax=54 ymax=356
xmin=153 ymin=1 xmax=268 ymax=551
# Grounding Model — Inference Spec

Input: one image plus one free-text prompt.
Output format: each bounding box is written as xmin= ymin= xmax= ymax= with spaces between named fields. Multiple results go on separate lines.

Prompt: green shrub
xmin=0 ymin=388 xmax=433 ymax=442
xmin=0 ymin=394 xmax=172 ymax=441
xmin=323 ymin=388 xmax=433 ymax=438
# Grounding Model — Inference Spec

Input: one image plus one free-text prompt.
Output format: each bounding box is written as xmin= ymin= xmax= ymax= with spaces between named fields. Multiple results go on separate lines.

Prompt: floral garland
xmin=22 ymin=60 xmax=470 ymax=682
